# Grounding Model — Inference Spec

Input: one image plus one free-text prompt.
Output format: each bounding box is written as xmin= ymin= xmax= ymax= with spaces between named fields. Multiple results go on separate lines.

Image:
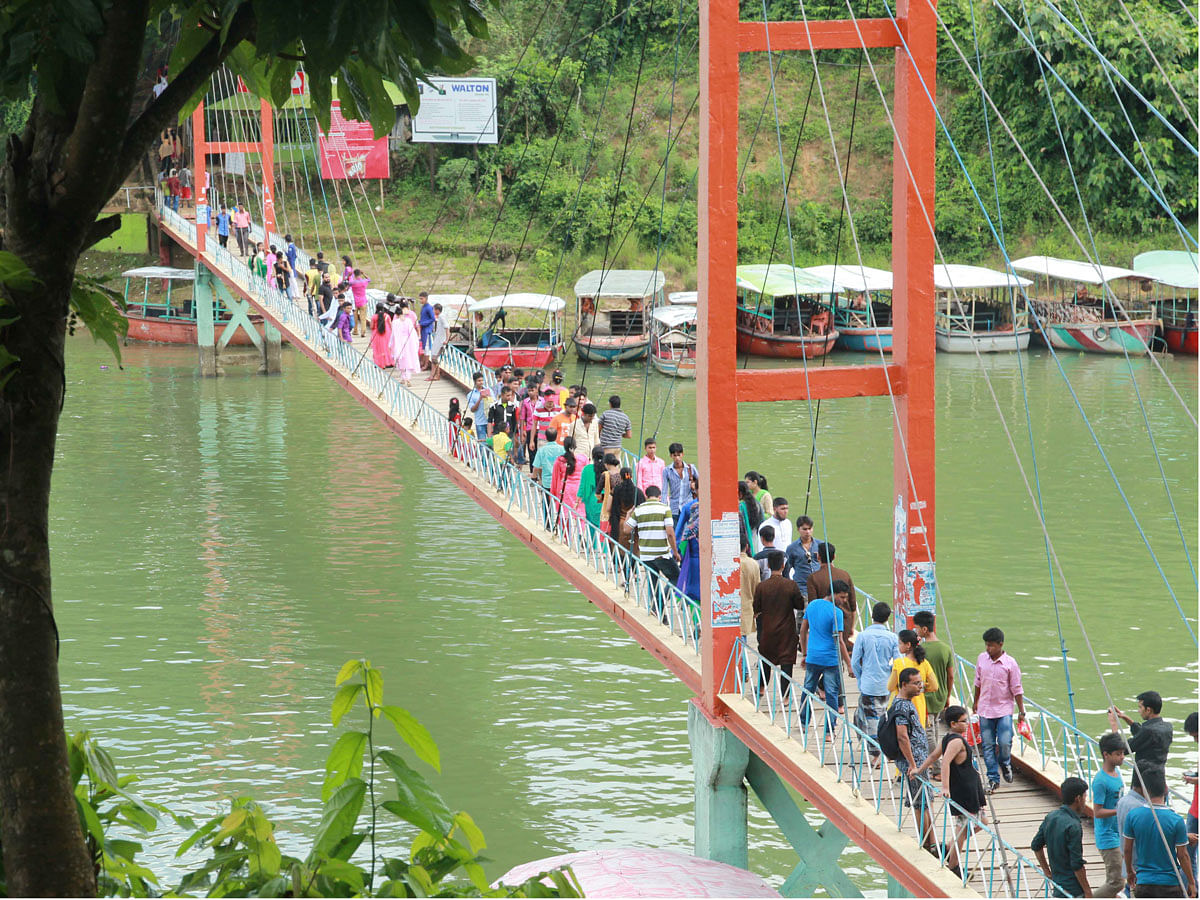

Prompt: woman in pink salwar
xmin=369 ymin=303 xmax=393 ymax=368
xmin=390 ymin=298 xmax=421 ymax=386
xmin=550 ymin=436 xmax=588 ymax=541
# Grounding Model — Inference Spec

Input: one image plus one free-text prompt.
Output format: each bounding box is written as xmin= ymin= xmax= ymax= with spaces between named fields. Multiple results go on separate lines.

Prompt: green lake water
xmin=54 ymin=335 xmax=1197 ymax=889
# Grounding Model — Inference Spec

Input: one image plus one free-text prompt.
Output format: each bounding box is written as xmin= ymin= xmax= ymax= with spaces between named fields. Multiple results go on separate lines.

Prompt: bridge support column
xmin=195 ymin=264 xmax=219 ymax=377
xmin=744 ymin=756 xmax=862 ymax=898
xmin=688 ymin=703 xmax=748 ymax=869
xmin=887 ymin=874 xmax=915 ymax=897
xmin=261 ymin=323 xmax=282 ymax=374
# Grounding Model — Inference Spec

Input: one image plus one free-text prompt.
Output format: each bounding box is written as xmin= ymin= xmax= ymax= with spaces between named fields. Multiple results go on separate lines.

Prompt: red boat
xmin=1163 ymin=320 xmax=1198 ymax=355
xmin=121 ymin=266 xmax=264 ymax=346
xmin=469 ymin=293 xmax=566 ymax=369
xmin=1131 ymin=251 xmax=1197 ymax=355
xmin=735 ymin=264 xmax=842 ymax=359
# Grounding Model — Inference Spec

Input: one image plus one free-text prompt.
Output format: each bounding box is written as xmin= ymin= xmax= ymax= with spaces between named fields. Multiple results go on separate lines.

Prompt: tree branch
xmin=81 ymin=215 xmax=123 ymax=252
xmin=111 ymin=4 xmax=258 ymax=199
xmin=56 ymin=0 xmax=153 ymax=217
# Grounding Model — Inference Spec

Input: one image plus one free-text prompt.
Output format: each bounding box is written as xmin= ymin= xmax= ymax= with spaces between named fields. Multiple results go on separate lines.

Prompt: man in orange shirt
xmin=549 ymin=397 xmax=577 ymax=446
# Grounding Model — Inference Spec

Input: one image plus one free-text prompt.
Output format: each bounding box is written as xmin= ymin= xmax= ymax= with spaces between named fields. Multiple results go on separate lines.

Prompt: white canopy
xmin=428 ymin=293 xmax=476 ymax=309
xmin=668 ymin=291 xmax=697 ymax=305
xmin=804 ymin=264 xmax=893 ymax=293
xmin=653 ymin=305 xmax=697 ymax=327
xmin=122 ymin=266 xmax=195 ymax=281
xmin=1010 ymin=255 xmax=1148 ymax=286
xmin=736 ymin=264 xmax=841 ymax=297
xmin=1132 ymin=251 xmax=1199 ymax=290
xmin=471 ymin=293 xmax=566 ymax=312
xmin=573 ymin=269 xmax=666 ymax=298
xmin=933 ymin=264 xmax=1031 ymax=291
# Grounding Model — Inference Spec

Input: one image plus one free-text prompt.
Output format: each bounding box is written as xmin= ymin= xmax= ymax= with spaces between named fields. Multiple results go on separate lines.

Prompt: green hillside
xmin=253 ymin=0 xmax=1197 ymax=294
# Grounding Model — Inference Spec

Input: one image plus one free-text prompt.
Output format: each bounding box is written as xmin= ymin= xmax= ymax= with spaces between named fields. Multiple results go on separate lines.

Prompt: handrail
xmin=731 ymin=638 xmax=1068 ymax=897
xmin=163 ymin=199 xmax=702 ymax=662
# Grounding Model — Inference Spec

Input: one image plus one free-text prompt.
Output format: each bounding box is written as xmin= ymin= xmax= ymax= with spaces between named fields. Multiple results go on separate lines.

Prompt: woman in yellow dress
xmin=887 ymin=629 xmax=940 ymax=727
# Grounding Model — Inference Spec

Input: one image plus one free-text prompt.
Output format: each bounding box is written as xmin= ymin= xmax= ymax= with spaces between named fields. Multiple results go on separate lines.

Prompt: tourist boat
xmin=650 ymin=305 xmax=697 ymax=378
xmin=933 ymin=264 xmax=1034 ymax=353
xmin=805 ymin=264 xmax=894 ymax=353
xmin=1132 ymin=250 xmax=1197 ymax=355
xmin=121 ymin=266 xmax=261 ymax=345
xmin=1011 ymin=255 xmax=1160 ymax=355
xmin=735 ymin=264 xmax=841 ymax=358
xmin=468 ymin=293 xmax=566 ymax=368
xmin=667 ymin=290 xmax=697 ymax=305
xmin=428 ymin=293 xmax=476 ymax=352
xmin=572 ymin=269 xmax=666 ymax=362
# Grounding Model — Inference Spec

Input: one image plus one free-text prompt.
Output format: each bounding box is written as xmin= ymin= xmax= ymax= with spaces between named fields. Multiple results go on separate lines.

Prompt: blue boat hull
xmin=836 ymin=327 xmax=893 ymax=353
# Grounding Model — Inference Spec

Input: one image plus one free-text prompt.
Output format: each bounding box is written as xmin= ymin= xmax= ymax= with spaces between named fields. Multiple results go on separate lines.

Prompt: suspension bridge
xmin=142 ymin=0 xmax=1197 ymax=892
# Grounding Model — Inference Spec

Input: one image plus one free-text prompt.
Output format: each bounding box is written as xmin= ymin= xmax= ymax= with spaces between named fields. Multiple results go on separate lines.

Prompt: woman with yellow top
xmin=887 ymin=629 xmax=939 ymax=727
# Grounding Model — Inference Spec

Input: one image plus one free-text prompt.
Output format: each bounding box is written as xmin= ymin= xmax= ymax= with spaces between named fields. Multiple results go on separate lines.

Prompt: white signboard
xmin=410 ymin=77 xmax=498 ymax=145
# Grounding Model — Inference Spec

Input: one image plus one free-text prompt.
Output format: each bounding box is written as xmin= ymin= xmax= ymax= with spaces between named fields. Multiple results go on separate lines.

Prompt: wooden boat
xmin=736 ymin=264 xmax=840 ymax=358
xmin=1011 ymin=255 xmax=1160 ymax=356
xmin=805 ymin=264 xmax=894 ymax=353
xmin=572 ymin=270 xmax=666 ymax=362
xmin=1132 ymin=251 xmax=1198 ymax=355
xmin=933 ymin=264 xmax=1033 ymax=353
xmin=468 ymin=293 xmax=565 ymax=369
xmin=121 ymin=266 xmax=261 ymax=346
xmin=650 ymin=305 xmax=697 ymax=378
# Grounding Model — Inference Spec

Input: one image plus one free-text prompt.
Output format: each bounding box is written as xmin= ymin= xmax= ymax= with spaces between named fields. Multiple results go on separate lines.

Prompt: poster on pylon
xmin=316 ymin=100 xmax=390 ymax=180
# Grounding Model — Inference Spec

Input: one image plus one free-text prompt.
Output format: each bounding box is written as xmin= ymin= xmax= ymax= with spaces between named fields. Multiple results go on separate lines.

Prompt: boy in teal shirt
xmin=1091 ymin=732 xmax=1126 ymax=897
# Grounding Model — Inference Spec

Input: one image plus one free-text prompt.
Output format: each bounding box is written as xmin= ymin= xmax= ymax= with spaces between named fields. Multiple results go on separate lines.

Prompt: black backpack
xmin=876 ymin=704 xmax=903 ymax=761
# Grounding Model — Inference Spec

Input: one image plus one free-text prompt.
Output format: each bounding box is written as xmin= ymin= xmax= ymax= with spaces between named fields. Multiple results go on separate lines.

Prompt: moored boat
xmin=468 ymin=293 xmax=565 ymax=369
xmin=934 ymin=264 xmax=1033 ymax=353
xmin=1131 ymin=250 xmax=1198 ymax=355
xmin=650 ymin=305 xmax=697 ymax=378
xmin=573 ymin=270 xmax=666 ymax=362
xmin=1011 ymin=255 xmax=1160 ymax=356
xmin=805 ymin=264 xmax=894 ymax=353
xmin=735 ymin=264 xmax=840 ymax=358
xmin=121 ymin=266 xmax=262 ymax=346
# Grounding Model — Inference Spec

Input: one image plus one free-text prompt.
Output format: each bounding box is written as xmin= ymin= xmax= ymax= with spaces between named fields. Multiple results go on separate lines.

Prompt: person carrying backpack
xmin=879 ymin=667 xmax=938 ymax=856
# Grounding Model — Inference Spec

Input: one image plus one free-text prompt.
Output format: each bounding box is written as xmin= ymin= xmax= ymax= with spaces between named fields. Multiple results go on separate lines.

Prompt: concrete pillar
xmin=195 ymin=265 xmax=218 ymax=377
xmin=261 ymin=322 xmax=282 ymax=374
xmin=688 ymin=702 xmax=749 ymax=869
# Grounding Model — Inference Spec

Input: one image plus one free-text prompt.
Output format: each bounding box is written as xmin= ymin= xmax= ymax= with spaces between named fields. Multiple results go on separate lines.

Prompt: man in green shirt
xmin=914 ymin=611 xmax=954 ymax=752
xmin=1032 ymin=777 xmax=1093 ymax=898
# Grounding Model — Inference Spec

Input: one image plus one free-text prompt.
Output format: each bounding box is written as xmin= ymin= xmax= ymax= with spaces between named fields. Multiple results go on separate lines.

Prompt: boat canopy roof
xmin=1010 ymin=255 xmax=1148 ymax=285
xmin=573 ymin=269 xmax=665 ymax=298
xmin=653 ymin=305 xmax=697 ymax=327
xmin=933 ymin=264 xmax=1031 ymax=291
xmin=667 ymin=291 xmax=697 ymax=305
xmin=1132 ymin=251 xmax=1199 ymax=290
xmin=737 ymin=264 xmax=840 ymax=297
xmin=122 ymin=266 xmax=195 ymax=281
xmin=804 ymin=264 xmax=893 ymax=293
xmin=427 ymin=293 xmax=476 ymax=308
xmin=471 ymin=293 xmax=566 ymax=312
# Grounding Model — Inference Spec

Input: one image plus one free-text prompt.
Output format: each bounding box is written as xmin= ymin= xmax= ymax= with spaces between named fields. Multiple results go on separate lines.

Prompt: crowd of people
xmin=214 ymin=227 xmax=1195 ymax=895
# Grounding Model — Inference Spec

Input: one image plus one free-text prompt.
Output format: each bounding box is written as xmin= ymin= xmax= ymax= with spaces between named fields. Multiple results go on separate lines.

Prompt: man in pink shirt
xmin=972 ymin=626 xmax=1027 ymax=794
xmin=636 ymin=437 xmax=666 ymax=496
xmin=233 ymin=205 xmax=251 ymax=256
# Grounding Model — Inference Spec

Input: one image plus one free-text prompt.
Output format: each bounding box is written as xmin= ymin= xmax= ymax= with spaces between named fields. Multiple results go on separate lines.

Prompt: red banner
xmin=317 ymin=100 xmax=389 ymax=180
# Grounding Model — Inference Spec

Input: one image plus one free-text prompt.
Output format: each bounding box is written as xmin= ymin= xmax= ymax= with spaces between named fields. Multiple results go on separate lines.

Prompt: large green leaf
xmin=308 ymin=778 xmax=366 ymax=862
xmin=379 ymin=705 xmax=440 ymax=772
xmin=330 ymin=682 xmax=362 ymax=726
xmin=378 ymin=750 xmax=452 ymax=836
xmin=314 ymin=858 xmax=365 ymax=893
xmin=69 ymin=274 xmax=127 ymax=367
xmin=321 ymin=730 xmax=366 ymax=802
xmin=0 ymin=250 xmax=40 ymax=291
xmin=334 ymin=659 xmax=362 ymax=686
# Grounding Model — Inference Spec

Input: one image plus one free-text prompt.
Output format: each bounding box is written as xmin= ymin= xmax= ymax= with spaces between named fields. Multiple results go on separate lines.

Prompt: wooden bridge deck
xmin=157 ymin=210 xmax=1127 ymax=898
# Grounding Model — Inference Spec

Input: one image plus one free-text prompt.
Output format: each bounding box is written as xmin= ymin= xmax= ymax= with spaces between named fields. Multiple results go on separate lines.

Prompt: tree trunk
xmin=0 ymin=246 xmax=95 ymax=895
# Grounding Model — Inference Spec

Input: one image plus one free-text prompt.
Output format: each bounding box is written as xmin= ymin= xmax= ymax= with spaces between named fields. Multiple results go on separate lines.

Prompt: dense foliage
xmin=390 ymin=0 xmax=1194 ymax=274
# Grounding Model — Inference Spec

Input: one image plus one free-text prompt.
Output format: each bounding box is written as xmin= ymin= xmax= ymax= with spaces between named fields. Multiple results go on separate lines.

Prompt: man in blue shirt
xmin=783 ymin=515 xmax=823 ymax=597
xmin=850 ymin=601 xmax=899 ymax=747
xmin=1123 ymin=765 xmax=1194 ymax=898
xmin=465 ymin=372 xmax=492 ymax=440
xmin=798 ymin=580 xmax=851 ymax=734
xmin=215 ymin=204 xmax=231 ymax=249
xmin=418 ymin=291 xmax=437 ymax=358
